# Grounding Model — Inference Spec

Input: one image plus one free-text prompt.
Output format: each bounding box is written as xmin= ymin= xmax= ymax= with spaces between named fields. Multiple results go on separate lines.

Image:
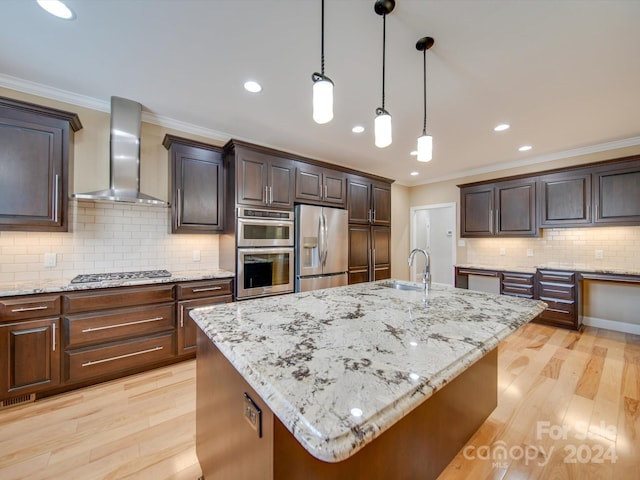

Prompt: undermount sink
xmin=380 ymin=280 xmax=424 ymax=292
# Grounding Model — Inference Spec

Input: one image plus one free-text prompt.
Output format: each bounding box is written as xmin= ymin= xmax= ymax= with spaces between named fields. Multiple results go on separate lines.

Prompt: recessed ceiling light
xmin=410 ymin=171 xmax=419 ymax=176
xmin=352 ymin=125 xmax=365 ymax=134
xmin=243 ymin=81 xmax=262 ymax=93
xmin=494 ymin=124 xmax=510 ymax=132
xmin=37 ymin=0 xmax=75 ymax=20
xmin=518 ymin=145 xmax=532 ymax=152
xmin=410 ymin=150 xmax=418 ymax=156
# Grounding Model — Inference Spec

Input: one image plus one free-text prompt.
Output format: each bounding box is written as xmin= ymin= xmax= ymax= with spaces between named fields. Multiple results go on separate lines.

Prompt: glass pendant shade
xmin=417 ymin=134 xmax=433 ymax=162
xmin=312 ymin=76 xmax=334 ymax=124
xmin=374 ymin=110 xmax=392 ymax=148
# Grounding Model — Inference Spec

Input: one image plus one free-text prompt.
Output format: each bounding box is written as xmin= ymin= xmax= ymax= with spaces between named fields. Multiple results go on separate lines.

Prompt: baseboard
xmin=582 ymin=316 xmax=640 ymax=335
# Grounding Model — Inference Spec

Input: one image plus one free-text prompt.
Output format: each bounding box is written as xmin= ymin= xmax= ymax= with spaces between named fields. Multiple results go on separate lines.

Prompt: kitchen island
xmin=191 ymin=280 xmax=546 ymax=479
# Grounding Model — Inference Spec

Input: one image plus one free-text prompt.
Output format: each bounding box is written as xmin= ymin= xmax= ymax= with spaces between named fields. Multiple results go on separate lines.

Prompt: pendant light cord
xmin=422 ymin=48 xmax=427 ymax=135
xmin=381 ymin=13 xmax=386 ymax=110
xmin=321 ymin=0 xmax=325 ymax=76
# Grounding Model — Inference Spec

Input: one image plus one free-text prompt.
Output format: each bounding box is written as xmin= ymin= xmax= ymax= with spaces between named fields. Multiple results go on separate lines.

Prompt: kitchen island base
xmin=196 ymin=328 xmax=497 ymax=480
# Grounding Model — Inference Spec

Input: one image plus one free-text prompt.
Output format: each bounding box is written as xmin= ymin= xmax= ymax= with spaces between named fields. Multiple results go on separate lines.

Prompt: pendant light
xmin=374 ymin=0 xmax=395 ymax=148
xmin=312 ymin=0 xmax=333 ymax=124
xmin=416 ymin=36 xmax=435 ymax=162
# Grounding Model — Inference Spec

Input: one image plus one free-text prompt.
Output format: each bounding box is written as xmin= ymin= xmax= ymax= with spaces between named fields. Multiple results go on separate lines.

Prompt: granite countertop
xmin=456 ymin=263 xmax=640 ymax=277
xmin=0 ymin=269 xmax=235 ymax=297
xmin=190 ymin=280 xmax=546 ymax=463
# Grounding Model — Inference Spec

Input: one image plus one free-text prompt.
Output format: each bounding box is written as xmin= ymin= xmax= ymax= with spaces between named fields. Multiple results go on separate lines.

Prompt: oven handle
xmin=237 ymin=217 xmax=294 ymax=227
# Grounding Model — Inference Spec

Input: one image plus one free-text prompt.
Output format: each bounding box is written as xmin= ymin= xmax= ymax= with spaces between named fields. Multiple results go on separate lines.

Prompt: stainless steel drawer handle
xmin=11 ymin=305 xmax=49 ymax=313
xmin=192 ymin=286 xmax=223 ymax=293
xmin=507 ymin=286 xmax=529 ymax=291
xmin=545 ymin=288 xmax=569 ymax=295
xmin=81 ymin=316 xmax=164 ymax=333
xmin=81 ymin=346 xmax=163 ymax=367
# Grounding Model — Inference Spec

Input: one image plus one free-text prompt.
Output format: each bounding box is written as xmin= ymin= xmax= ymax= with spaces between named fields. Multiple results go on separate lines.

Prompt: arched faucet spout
xmin=408 ymin=248 xmax=430 ymax=293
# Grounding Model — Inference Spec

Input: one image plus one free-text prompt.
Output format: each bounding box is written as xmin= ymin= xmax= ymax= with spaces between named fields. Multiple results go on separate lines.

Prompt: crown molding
xmin=409 ymin=135 xmax=640 ymax=186
xmin=0 ymin=73 xmax=230 ymax=142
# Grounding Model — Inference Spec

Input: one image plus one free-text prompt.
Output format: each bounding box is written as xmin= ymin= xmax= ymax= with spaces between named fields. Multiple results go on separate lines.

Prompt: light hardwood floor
xmin=1 ymin=323 xmax=639 ymax=479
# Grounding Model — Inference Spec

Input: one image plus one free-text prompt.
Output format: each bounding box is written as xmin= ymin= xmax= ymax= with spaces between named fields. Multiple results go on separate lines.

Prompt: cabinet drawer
xmin=502 ymin=284 xmax=534 ymax=298
xmin=176 ymin=279 xmax=233 ymax=300
xmin=539 ymin=283 xmax=575 ymax=300
xmin=64 ymin=304 xmax=175 ymax=348
xmin=62 ymin=285 xmax=175 ymax=314
xmin=0 ymin=295 xmax=61 ymax=321
xmin=537 ymin=270 xmax=575 ymax=283
xmin=539 ymin=299 xmax=575 ymax=323
xmin=64 ymin=332 xmax=174 ymax=382
xmin=501 ymin=273 xmax=534 ymax=285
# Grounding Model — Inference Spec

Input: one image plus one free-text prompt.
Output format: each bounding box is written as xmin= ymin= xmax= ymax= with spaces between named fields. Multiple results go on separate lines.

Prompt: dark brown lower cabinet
xmin=535 ymin=270 xmax=581 ymax=330
xmin=176 ymin=279 xmax=234 ymax=356
xmin=0 ymin=277 xmax=234 ymax=404
xmin=348 ymin=226 xmax=391 ymax=284
xmin=501 ymin=272 xmax=535 ymax=299
xmin=0 ymin=317 xmax=61 ymax=401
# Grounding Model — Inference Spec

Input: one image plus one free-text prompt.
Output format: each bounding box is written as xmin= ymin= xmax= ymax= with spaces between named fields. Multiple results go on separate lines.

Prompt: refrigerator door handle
xmin=317 ymin=214 xmax=325 ymax=268
xmin=320 ymin=213 xmax=328 ymax=266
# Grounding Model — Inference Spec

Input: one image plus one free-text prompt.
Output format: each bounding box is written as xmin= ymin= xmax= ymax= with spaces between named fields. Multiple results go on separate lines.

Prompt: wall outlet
xmin=192 ymin=250 xmax=201 ymax=262
xmin=44 ymin=253 xmax=57 ymax=268
xmin=499 ymin=248 xmax=506 ymax=256
xmin=457 ymin=239 xmax=466 ymax=247
xmin=527 ymin=248 xmax=534 ymax=257
xmin=595 ymin=249 xmax=604 ymax=259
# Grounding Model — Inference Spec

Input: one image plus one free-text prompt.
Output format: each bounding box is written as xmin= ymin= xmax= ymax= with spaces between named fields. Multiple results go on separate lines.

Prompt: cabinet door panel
xmin=0 ymin=120 xmax=62 ymax=229
xmin=178 ymin=295 xmax=232 ymax=356
xmin=348 ymin=225 xmax=371 ymax=280
xmin=238 ymin=156 xmax=267 ymax=206
xmin=175 ymin=151 xmax=223 ymax=232
xmin=496 ymin=180 xmax=537 ymax=236
xmin=347 ymin=179 xmax=371 ymax=224
xmin=538 ymin=171 xmax=591 ymax=227
xmin=323 ymin=171 xmax=346 ymax=206
xmin=461 ymin=186 xmax=493 ymax=236
xmin=371 ymin=184 xmax=391 ymax=225
xmin=593 ymin=164 xmax=640 ymax=224
xmin=295 ymin=164 xmax=323 ymax=202
xmin=269 ymin=159 xmax=294 ymax=208
xmin=0 ymin=318 xmax=60 ymax=397
xmin=372 ymin=227 xmax=391 ymax=281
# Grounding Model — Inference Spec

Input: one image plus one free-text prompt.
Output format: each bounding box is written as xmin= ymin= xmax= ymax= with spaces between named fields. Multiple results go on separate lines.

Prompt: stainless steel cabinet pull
xmin=52 ymin=322 xmax=56 ymax=352
xmin=53 ymin=174 xmax=60 ymax=223
xmin=81 ymin=316 xmax=164 ymax=333
xmin=81 ymin=346 xmax=163 ymax=367
xmin=269 ymin=186 xmax=273 ymax=204
xmin=177 ymin=188 xmax=182 ymax=219
xmin=489 ymin=208 xmax=493 ymax=232
xmin=372 ymin=210 xmax=376 ymax=223
xmin=192 ymin=286 xmax=223 ymax=293
xmin=324 ymin=184 xmax=327 ymax=199
xmin=11 ymin=305 xmax=49 ymax=313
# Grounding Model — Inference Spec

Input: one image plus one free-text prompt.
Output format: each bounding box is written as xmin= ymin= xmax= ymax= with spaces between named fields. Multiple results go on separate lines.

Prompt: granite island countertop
xmin=190 ymin=280 xmax=547 ymax=463
xmin=0 ymin=269 xmax=235 ymax=297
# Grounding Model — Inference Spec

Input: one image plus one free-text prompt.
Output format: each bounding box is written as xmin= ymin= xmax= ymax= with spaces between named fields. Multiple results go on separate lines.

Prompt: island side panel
xmin=273 ymin=348 xmax=498 ymax=480
xmin=196 ymin=328 xmax=274 ymax=480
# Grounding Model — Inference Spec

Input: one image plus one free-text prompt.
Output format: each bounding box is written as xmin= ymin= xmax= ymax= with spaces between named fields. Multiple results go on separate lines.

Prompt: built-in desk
xmin=455 ymin=265 xmax=640 ymax=333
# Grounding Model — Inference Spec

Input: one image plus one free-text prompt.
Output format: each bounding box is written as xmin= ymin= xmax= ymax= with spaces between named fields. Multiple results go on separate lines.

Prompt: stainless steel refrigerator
xmin=295 ymin=205 xmax=349 ymax=292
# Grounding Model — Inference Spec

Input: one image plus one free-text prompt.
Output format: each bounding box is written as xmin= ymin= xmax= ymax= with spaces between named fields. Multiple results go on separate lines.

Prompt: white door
xmin=410 ymin=203 xmax=456 ymax=286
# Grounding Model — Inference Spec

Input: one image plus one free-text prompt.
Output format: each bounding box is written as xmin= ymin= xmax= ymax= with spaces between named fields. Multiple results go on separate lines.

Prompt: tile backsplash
xmin=0 ymin=200 xmax=222 ymax=283
xmin=466 ymin=226 xmax=640 ymax=271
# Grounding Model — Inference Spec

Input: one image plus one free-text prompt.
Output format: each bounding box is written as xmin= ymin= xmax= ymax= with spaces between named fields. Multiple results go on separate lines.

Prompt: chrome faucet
xmin=408 ymin=248 xmax=431 ymax=293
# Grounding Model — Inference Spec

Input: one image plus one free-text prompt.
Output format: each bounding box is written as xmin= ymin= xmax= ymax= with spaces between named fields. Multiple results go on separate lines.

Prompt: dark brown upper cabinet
xmin=538 ymin=169 xmax=592 ymax=227
xmin=225 ymin=141 xmax=294 ymax=209
xmin=592 ymin=160 xmax=640 ymax=225
xmin=0 ymin=96 xmax=82 ymax=232
xmin=347 ymin=176 xmax=391 ymax=226
xmin=163 ymin=135 xmax=224 ymax=233
xmin=294 ymin=162 xmax=346 ymax=207
xmin=460 ymin=178 xmax=538 ymax=237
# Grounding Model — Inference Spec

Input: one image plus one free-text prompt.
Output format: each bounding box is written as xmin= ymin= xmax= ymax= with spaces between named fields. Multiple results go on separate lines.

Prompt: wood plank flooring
xmin=1 ymin=323 xmax=639 ymax=479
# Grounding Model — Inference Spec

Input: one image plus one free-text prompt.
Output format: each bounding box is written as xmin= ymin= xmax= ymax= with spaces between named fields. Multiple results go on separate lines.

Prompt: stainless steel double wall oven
xmin=235 ymin=207 xmax=295 ymax=299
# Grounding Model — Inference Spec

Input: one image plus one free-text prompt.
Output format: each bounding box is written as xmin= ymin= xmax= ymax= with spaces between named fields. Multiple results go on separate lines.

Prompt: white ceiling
xmin=2 ymin=0 xmax=639 ymax=186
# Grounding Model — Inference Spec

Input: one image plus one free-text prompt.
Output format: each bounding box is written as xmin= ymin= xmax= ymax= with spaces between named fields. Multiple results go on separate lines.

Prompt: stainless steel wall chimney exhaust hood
xmin=72 ymin=96 xmax=168 ymax=205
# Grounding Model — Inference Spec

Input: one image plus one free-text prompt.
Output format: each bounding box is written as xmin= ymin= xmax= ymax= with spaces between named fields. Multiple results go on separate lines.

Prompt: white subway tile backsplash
xmin=0 ymin=200 xmax=221 ymax=282
xmin=466 ymin=226 xmax=640 ymax=270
